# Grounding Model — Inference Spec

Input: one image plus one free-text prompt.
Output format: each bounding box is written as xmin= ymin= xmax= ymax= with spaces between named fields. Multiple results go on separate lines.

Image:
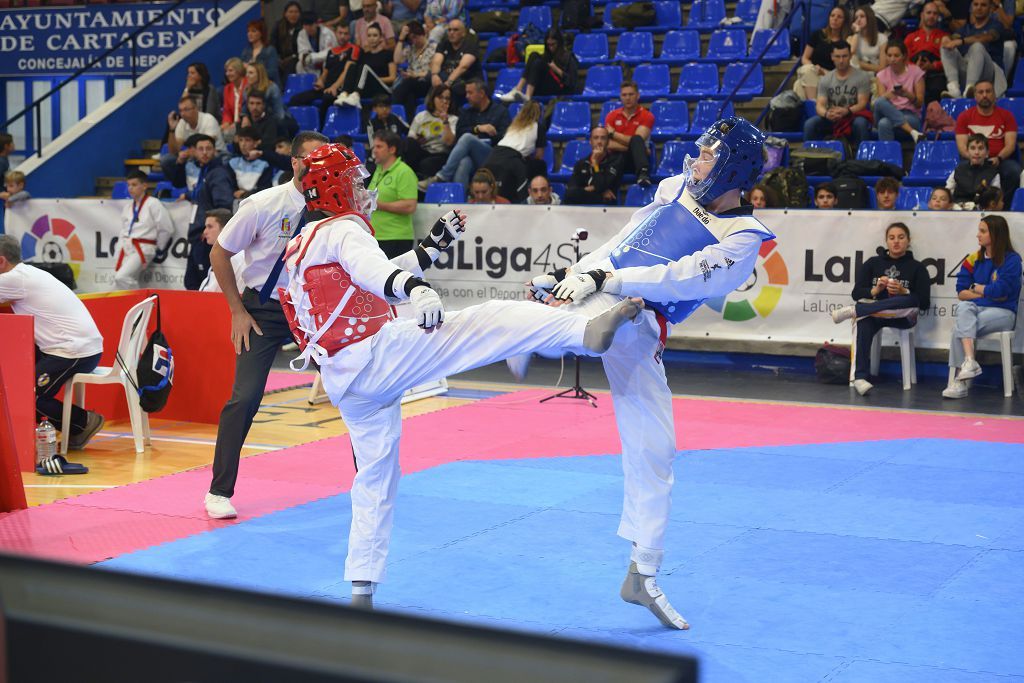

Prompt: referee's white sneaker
xmin=204 ymin=493 xmax=237 ymax=519
xmin=620 ymin=562 xmax=690 ymax=630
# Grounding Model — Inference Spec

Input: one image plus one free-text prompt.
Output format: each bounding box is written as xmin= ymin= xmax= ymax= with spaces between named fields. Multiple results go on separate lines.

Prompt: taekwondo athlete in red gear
xmin=519 ymin=117 xmax=776 ymax=630
xmin=279 ymin=144 xmax=645 ymax=608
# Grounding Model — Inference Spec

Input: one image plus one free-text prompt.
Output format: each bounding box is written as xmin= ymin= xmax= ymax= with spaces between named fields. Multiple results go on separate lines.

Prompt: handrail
xmin=2 ymin=0 xmax=220 ymax=159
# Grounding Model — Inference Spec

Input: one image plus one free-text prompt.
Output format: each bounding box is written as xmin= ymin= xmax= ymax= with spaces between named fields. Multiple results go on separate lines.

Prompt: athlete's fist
xmin=551 ymin=269 xmax=608 ymax=304
xmin=526 ymin=268 xmax=568 ymax=303
xmin=424 ymin=209 xmax=467 ymax=251
xmin=409 ymin=285 xmax=445 ymax=330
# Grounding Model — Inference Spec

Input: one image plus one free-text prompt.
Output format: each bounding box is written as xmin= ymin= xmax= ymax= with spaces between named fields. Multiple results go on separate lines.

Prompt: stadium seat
xmin=657 ymin=30 xmax=701 ymax=63
xmin=624 ymin=183 xmax=658 ymax=206
xmin=749 ymin=29 xmax=790 ymax=63
xmin=721 ymin=62 xmax=763 ymax=99
xmin=733 ymin=0 xmax=759 ymax=26
xmin=904 ymin=140 xmax=959 ymax=185
xmin=543 ymin=140 xmax=554 ymax=174
xmin=553 ymin=139 xmax=592 ymax=180
xmin=686 ymin=0 xmax=726 ymax=29
xmin=288 ymin=106 xmax=320 ymax=133
xmin=551 ymin=182 xmax=567 ymax=200
xmin=856 ymin=140 xmax=902 ymax=168
xmin=940 ymin=97 xmax=974 ymax=121
xmin=614 ymin=32 xmax=654 ymax=64
xmin=1008 ymin=59 xmax=1024 ymax=96
xmin=518 ymin=5 xmax=552 ymax=31
xmin=547 ymin=102 xmax=593 ymax=140
xmin=705 ymin=29 xmax=747 ymax=62
xmin=494 ymin=67 xmax=524 ymax=97
xmin=673 ymin=63 xmax=719 ymax=100
xmin=650 ymin=100 xmax=690 ymax=139
xmin=895 ymin=186 xmax=934 ymax=210
xmin=997 ymin=97 xmax=1024 ymax=128
xmin=691 ymin=100 xmax=734 ymax=131
xmin=424 ymin=183 xmax=466 ymax=203
xmin=652 ymin=1 xmax=683 ymax=28
xmin=372 ymin=104 xmax=407 ymax=122
xmin=484 ymin=35 xmax=509 ymax=63
xmin=600 ymin=100 xmax=620 ymax=125
xmin=581 ymin=65 xmax=623 ymax=101
xmin=110 ymin=181 xmax=129 ymax=199
xmin=321 ymin=106 xmax=361 ymax=139
xmin=1012 ymin=189 xmax=1024 ymax=210
xmin=805 ymin=140 xmax=846 ymax=159
xmin=154 ymin=181 xmax=187 ymax=200
xmin=283 ymin=73 xmax=316 ymax=104
xmin=632 ymin=64 xmax=671 ymax=98
xmin=655 ymin=140 xmax=696 ymax=178
xmin=350 ymin=141 xmax=366 ymax=161
xmin=574 ymin=33 xmax=610 ymax=65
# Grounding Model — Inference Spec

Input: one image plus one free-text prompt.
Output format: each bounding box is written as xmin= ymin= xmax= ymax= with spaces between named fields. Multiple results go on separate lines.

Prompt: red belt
xmin=654 ymin=311 xmax=667 ymax=364
xmin=116 ymin=238 xmax=157 ymax=270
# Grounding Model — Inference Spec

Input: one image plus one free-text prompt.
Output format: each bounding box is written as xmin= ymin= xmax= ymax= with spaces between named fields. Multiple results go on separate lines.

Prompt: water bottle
xmin=35 ymin=418 xmax=57 ymax=463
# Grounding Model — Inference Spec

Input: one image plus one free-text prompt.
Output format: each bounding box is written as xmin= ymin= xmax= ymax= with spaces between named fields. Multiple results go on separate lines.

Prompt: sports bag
xmin=611 ymin=1 xmax=656 ymax=28
xmin=814 ymin=343 xmax=851 ymax=384
xmin=117 ymin=295 xmax=174 ymax=413
xmin=832 ymin=175 xmax=869 ymax=209
xmin=761 ymin=166 xmax=809 ymax=208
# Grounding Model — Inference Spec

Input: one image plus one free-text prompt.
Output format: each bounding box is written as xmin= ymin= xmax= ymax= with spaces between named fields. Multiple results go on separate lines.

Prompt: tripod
xmin=539 ymin=234 xmax=599 ymax=408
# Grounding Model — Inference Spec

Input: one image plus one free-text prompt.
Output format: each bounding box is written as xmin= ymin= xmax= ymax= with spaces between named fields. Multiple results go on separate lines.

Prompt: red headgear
xmin=300 ymin=143 xmax=377 ymax=215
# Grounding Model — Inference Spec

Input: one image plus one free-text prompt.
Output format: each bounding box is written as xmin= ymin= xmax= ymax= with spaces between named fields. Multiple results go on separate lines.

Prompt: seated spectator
xmin=870 ymin=0 xmax=917 ymax=32
xmin=954 ymin=81 xmax=1019 ymax=204
xmin=354 ymin=0 xmax=396 ymax=50
xmin=794 ymin=7 xmax=853 ymax=100
xmin=429 ymin=19 xmax=480 ymax=106
xmin=227 ymin=126 xmax=274 ymax=200
xmin=183 ymin=62 xmax=221 ymax=119
xmin=1 ymin=171 xmax=29 ymax=207
xmin=565 ymin=126 xmax=621 ymax=206
xmin=748 ymin=183 xmax=780 ymax=208
xmin=368 ymin=129 xmax=418 ymax=258
xmin=830 ymin=221 xmax=931 ymax=395
xmin=468 ymin=168 xmax=510 ymax=204
xmin=366 ymin=94 xmax=410 ymax=141
xmin=804 ymin=41 xmax=872 ymax=151
xmin=527 ymin=175 xmax=561 ymax=205
xmin=288 ymin=24 xmax=360 ymax=123
xmin=849 ymin=5 xmax=888 ymax=74
xmin=242 ymin=92 xmax=286 ymax=158
xmin=424 ymin=0 xmax=466 ymax=43
xmin=242 ymin=18 xmax=281 ymax=86
xmin=873 ymin=41 xmax=925 ymax=143
xmin=114 ymin=170 xmax=174 ymax=290
xmin=199 ymin=208 xmax=247 ymax=294
xmin=391 ymin=21 xmax=437 ymax=122
xmin=943 ymin=214 xmax=1021 ymax=398
xmin=271 ymin=1 xmax=303 ymax=78
xmin=498 ymin=28 xmax=579 ymax=103
xmin=939 ymin=0 xmax=1006 ymax=98
xmin=928 ymin=185 xmax=954 ymax=209
xmin=333 ymin=23 xmax=397 ymax=107
xmin=905 ymin=2 xmax=949 ymax=104
xmin=221 ymin=57 xmax=249 ymax=142
xmin=160 ymin=95 xmax=226 ymax=180
xmin=815 ymin=182 xmax=837 ymax=208
xmin=977 ymin=185 xmax=1004 ymax=210
xmin=0 ymin=133 xmax=13 ymax=176
xmin=605 ymin=80 xmax=653 ymax=188
xmin=296 ymin=11 xmax=339 ymax=75
xmin=948 ymin=132 xmax=1001 ymax=207
xmin=482 ymin=101 xmax=548 ymax=203
xmin=242 ymin=62 xmax=285 ymax=122
xmin=418 ymin=78 xmax=509 ymax=190
xmin=405 ymin=84 xmax=457 ymax=179
xmin=875 ymin=177 xmax=901 ymax=210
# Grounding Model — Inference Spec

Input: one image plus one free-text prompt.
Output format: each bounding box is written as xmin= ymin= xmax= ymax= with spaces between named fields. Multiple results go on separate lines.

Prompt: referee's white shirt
xmin=216 ymin=180 xmax=306 ymax=301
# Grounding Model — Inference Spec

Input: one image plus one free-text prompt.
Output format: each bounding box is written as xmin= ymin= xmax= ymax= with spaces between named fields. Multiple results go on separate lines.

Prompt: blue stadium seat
xmin=895 ymin=186 xmax=934 ymax=210
xmin=350 ymin=141 xmax=367 ymax=161
xmin=705 ymin=28 xmax=747 ymax=62
xmin=804 ymin=140 xmax=846 ymax=159
xmin=547 ymin=102 xmax=593 ymax=140
xmin=553 ymin=139 xmax=592 ymax=180
xmin=321 ymin=106 xmax=361 ymax=139
xmin=856 ymin=140 xmax=902 ymax=168
xmin=424 ymin=182 xmax=466 ymax=203
xmin=283 ymin=73 xmax=315 ymax=104
xmin=904 ymin=140 xmax=959 ymax=185
xmin=508 ymin=102 xmax=522 ymax=119
xmin=733 ymin=0 xmax=759 ymax=26
xmin=657 ymin=30 xmax=701 ymax=63
xmin=1012 ymin=188 xmax=1024 ymax=210
xmin=624 ymin=183 xmax=658 ymax=206
xmin=484 ymin=35 xmax=509 ymax=63
xmin=288 ymin=106 xmax=320 ymax=132
xmin=941 ymin=97 xmax=974 ymax=121
xmin=111 ymin=181 xmax=129 ymax=199
xmin=372 ymin=104 xmax=407 ymax=122
xmin=574 ymin=32 xmax=610 ymax=65
xmin=997 ymin=97 xmax=1024 ymax=129
xmin=633 ymin=64 xmax=671 ymax=98
xmin=494 ymin=67 xmax=524 ymax=97
xmin=652 ymin=1 xmax=683 ymax=28
xmin=154 ymin=181 xmax=187 ymax=200
xmin=650 ymin=100 xmax=689 ymax=139
xmin=749 ymin=29 xmax=790 ymax=63
xmin=721 ymin=62 xmax=763 ymax=99
xmin=1009 ymin=59 xmax=1024 ymax=97
xmin=673 ymin=62 xmax=719 ymax=100
xmin=691 ymin=100 xmax=734 ymax=131
xmin=600 ymin=99 xmax=620 ymax=125
xmin=518 ymin=5 xmax=552 ymax=31
xmin=581 ymin=65 xmax=623 ymax=101
xmin=614 ymin=31 xmax=654 ymax=64
xmin=655 ymin=140 xmax=695 ymax=178
xmin=543 ymin=140 xmax=554 ymax=174
xmin=551 ymin=182 xmax=567 ymax=200
xmin=686 ymin=0 xmax=726 ymax=29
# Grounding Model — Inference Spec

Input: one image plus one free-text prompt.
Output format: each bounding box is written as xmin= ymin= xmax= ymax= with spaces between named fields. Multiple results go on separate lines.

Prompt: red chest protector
xmin=278 ymin=213 xmax=395 ymax=366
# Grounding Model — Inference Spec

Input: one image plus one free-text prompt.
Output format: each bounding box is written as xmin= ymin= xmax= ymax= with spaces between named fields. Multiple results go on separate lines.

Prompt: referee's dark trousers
xmin=209 ymin=287 xmax=293 ymax=498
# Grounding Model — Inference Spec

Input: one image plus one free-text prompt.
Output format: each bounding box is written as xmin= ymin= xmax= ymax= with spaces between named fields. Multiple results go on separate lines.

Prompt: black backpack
xmin=118 ymin=295 xmax=174 ymax=413
xmin=814 ymin=343 xmax=851 ymax=384
xmin=833 ymin=176 xmax=869 ymax=209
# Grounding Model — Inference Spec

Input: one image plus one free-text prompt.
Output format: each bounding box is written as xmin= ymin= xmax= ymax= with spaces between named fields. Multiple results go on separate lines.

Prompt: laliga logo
xmin=20 ymin=215 xmax=85 ymax=279
xmin=705 ymin=239 xmax=788 ymax=322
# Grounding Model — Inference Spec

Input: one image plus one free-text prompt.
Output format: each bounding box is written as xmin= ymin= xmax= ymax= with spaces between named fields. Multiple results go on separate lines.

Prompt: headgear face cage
xmin=683 ymin=117 xmax=766 ymax=203
xmin=301 ymin=144 xmax=378 ymax=216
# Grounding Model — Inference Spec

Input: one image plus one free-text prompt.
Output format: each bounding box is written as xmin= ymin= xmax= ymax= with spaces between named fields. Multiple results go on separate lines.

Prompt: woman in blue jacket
xmin=943 ymin=215 xmax=1022 ymax=399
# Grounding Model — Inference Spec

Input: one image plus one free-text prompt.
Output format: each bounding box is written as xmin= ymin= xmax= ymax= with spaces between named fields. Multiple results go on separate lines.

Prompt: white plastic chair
xmin=870 ymin=327 xmax=917 ymax=391
xmin=947 ymin=330 xmax=1015 ymax=398
xmin=61 ymin=295 xmax=157 ymax=454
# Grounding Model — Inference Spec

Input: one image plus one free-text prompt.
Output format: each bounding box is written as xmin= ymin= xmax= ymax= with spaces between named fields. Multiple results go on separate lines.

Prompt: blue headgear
xmin=685 ymin=117 xmax=766 ymax=203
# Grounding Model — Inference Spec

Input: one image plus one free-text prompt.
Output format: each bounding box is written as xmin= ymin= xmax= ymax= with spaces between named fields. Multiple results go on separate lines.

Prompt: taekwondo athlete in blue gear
xmin=519 ymin=117 xmax=776 ymax=630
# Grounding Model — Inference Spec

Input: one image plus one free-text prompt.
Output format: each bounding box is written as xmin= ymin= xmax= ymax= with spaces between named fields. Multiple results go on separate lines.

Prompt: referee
xmin=204 ymin=130 xmax=328 ymax=519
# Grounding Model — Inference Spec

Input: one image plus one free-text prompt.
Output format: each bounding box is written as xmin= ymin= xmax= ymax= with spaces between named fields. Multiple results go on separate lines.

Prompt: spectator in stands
xmin=1 ymin=171 xmax=29 ymax=207
xmin=874 ymin=42 xmax=926 ymax=143
xmin=605 ymin=80 xmax=653 ymax=188
xmin=978 ymin=186 xmax=1004 ymax=210
xmin=296 ymin=11 xmax=339 ymax=75
xmin=804 ymin=42 xmax=872 ymax=151
xmin=482 ymin=101 xmax=548 ymax=203
xmin=354 ymin=0 xmax=396 ymax=50
xmin=161 ymin=95 xmax=226 ymax=179
xmin=815 ymin=182 xmax=837 ymax=208
xmin=870 ymin=0 xmax=917 ymax=32
xmin=0 ymin=133 xmax=13 ymax=176
xmin=183 ymin=62 xmax=221 ymax=120
xmin=424 ymin=0 xmax=465 ymax=43
xmin=228 ymin=126 xmax=274 ymax=200
xmin=527 ymin=175 xmax=560 ymax=205
xmin=943 ymin=214 xmax=1021 ymax=398
xmin=875 ymin=177 xmax=901 ymax=210
xmin=384 ymin=0 xmax=423 ymax=30
xmin=497 ymin=28 xmax=579 ymax=103
xmin=333 ymin=23 xmax=397 ymax=107
xmin=794 ymin=7 xmax=852 ymax=100
xmin=905 ymin=2 xmax=949 ymax=104
xmin=467 ymin=168 xmax=510 ymax=204
xmin=368 ymin=129 xmax=418 ymax=258
xmin=169 ymin=134 xmax=236 ymax=290
xmin=366 ymin=94 xmax=410 ymax=141
xmin=748 ymin=183 xmax=780 ymax=208
xmin=288 ymin=24 xmax=360 ymax=123
xmin=271 ymin=1 xmax=303 ymax=78
xmin=429 ymin=19 xmax=481 ymax=106
xmin=955 ymin=80 xmax=1019 ymax=203
xmin=242 ymin=18 xmax=281 ymax=86
xmin=939 ymin=0 xmax=1006 ymax=98
xmin=565 ymin=126 xmax=621 ymax=206
xmin=929 ymin=185 xmax=954 ymax=209
xmin=242 ymin=91 xmax=286 ymax=157
xmin=948 ymin=132 xmax=1001 ymax=207
xmin=417 ymin=78 xmax=509 ymax=190
xmin=405 ymin=84 xmax=457 ymax=179
xmin=221 ymin=57 xmax=249 ymax=142
xmin=831 ymin=221 xmax=932 ymax=395
xmin=392 ymin=22 xmax=437 ymax=120
xmin=320 ymin=0 xmax=350 ymax=26
xmin=242 ymin=63 xmax=285 ymax=123
xmin=198 ymin=209 xmax=247 ymax=294
xmin=849 ymin=6 xmax=888 ymax=74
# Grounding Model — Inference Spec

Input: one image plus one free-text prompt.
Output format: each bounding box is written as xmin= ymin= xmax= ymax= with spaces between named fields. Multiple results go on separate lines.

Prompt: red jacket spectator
xmin=605 ymin=105 xmax=655 ymax=138
xmin=904 ymin=26 xmax=947 ymax=72
xmin=956 ymin=105 xmax=1018 ymax=158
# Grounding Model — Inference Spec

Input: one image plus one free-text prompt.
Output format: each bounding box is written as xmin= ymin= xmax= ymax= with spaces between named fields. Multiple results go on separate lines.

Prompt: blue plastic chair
xmin=547 ymin=102 xmax=593 ymax=140
xmin=600 ymin=99 xmax=621 ymax=125
xmin=691 ymin=100 xmax=734 ymax=131
xmin=350 ymin=141 xmax=367 ymax=161
xmin=856 ymin=140 xmax=902 ymax=168
xmin=655 ymin=140 xmax=695 ymax=177
xmin=650 ymin=100 xmax=689 ymax=139
xmin=686 ymin=0 xmax=726 ymax=30
xmin=673 ymin=62 xmax=719 ymax=100
xmin=720 ymin=62 xmax=763 ymax=99
xmin=804 ymin=140 xmax=846 ymax=159
xmin=371 ymin=104 xmax=407 ymax=122
xmin=550 ymin=182 xmax=567 ymax=200
xmin=614 ymin=31 xmax=654 ymax=64
xmin=484 ymin=35 xmax=509 ymax=63
xmin=657 ymin=30 xmax=701 ymax=63
xmin=895 ymin=186 xmax=934 ymax=210
xmin=904 ymin=141 xmax=959 ymax=185
xmin=111 ymin=181 xmax=130 ymax=199
xmin=321 ymin=106 xmax=361 ymax=139
xmin=1008 ymin=59 xmax=1024 ymax=96
xmin=1012 ymin=188 xmax=1024 ymax=210
xmin=574 ymin=32 xmax=610 ymax=65
xmin=624 ymin=183 xmax=658 ymax=206
xmin=997 ymin=97 xmax=1024 ymax=129
xmin=633 ymin=64 xmax=671 ymax=98
xmin=283 ymin=73 xmax=316 ymax=104
xmin=494 ymin=67 xmax=524 ymax=96
xmin=288 ymin=106 xmax=320 ymax=132
xmin=424 ymin=183 xmax=466 ymax=204
xmin=705 ymin=28 xmax=747 ymax=62
xmin=652 ymin=1 xmax=683 ymax=28
xmin=154 ymin=181 xmax=187 ymax=200
xmin=749 ymin=29 xmax=791 ymax=64
xmin=733 ymin=0 xmax=759 ymax=26
xmin=581 ymin=65 xmax=623 ymax=101
xmin=518 ymin=5 xmax=552 ymax=31
xmin=543 ymin=141 xmax=555 ymax=174
xmin=555 ymin=139 xmax=592 ymax=178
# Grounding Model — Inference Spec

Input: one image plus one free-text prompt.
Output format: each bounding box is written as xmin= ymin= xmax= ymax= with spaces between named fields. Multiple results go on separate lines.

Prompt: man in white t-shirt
xmin=160 ymin=95 xmax=226 ymax=179
xmin=0 ymin=235 xmax=106 ymax=459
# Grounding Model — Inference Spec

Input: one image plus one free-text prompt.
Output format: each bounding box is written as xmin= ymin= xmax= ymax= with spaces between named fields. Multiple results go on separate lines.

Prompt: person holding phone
xmin=873 ymin=41 xmax=926 ymax=142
